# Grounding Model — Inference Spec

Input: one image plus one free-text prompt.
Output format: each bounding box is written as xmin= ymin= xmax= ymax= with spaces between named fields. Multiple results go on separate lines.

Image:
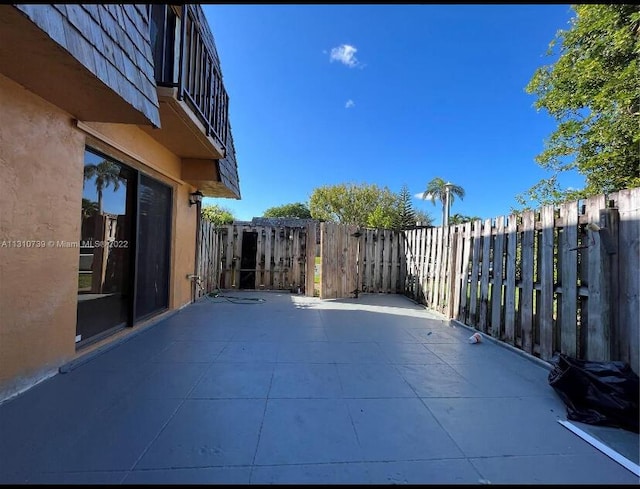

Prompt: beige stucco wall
xmin=0 ymin=73 xmax=85 ymax=399
xmin=0 ymin=74 xmax=198 ymax=402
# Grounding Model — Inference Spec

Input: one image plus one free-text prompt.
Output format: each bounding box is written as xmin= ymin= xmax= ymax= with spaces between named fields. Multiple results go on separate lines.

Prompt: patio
xmin=0 ymin=291 xmax=637 ymax=484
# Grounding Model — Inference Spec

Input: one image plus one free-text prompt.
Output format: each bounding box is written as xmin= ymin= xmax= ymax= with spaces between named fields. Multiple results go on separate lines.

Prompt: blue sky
xmin=202 ymin=4 xmax=582 ymax=225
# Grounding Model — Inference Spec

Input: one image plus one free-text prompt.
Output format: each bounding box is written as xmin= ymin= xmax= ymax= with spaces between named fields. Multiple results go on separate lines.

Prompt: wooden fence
xmin=196 ymin=221 xmax=309 ymax=297
xmin=196 ymin=219 xmax=222 ymax=298
xmin=404 ymin=188 xmax=639 ymax=371
xmin=196 ymin=188 xmax=638 ymax=372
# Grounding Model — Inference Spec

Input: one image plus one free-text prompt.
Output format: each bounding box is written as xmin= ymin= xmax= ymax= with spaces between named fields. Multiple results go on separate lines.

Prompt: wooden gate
xmin=319 ymin=223 xmax=406 ymax=299
xmin=319 ymin=222 xmax=358 ymax=299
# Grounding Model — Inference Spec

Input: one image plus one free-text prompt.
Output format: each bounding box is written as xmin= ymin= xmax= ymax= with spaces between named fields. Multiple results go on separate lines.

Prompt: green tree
xmin=83 ymin=160 xmax=124 ymax=214
xmin=309 ymin=183 xmax=398 ymax=228
xmin=367 ymin=204 xmax=396 ymax=229
xmin=421 ymin=177 xmax=465 ymax=226
xmin=414 ymin=209 xmax=434 ymax=227
xmin=395 ymin=184 xmax=417 ymax=229
xmin=263 ymin=202 xmax=312 ymax=219
xmin=201 ymin=204 xmax=235 ymax=226
xmin=518 ymin=4 xmax=640 ymax=208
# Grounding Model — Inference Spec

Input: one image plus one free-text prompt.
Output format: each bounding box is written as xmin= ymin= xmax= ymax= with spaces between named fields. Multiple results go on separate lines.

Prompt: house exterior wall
xmin=0 ymin=72 xmax=198 ymax=402
xmin=0 ymin=3 xmax=239 ymax=403
xmin=0 ymin=73 xmax=85 ymax=399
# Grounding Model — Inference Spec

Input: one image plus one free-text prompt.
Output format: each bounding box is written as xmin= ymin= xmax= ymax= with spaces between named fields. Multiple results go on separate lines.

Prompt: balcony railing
xmin=150 ymin=4 xmax=229 ymax=152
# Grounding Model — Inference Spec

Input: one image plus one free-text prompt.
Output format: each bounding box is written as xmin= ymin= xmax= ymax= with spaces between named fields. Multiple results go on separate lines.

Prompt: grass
xmin=314 ymin=256 xmax=321 ymax=296
xmin=78 ymin=273 xmax=92 ymax=290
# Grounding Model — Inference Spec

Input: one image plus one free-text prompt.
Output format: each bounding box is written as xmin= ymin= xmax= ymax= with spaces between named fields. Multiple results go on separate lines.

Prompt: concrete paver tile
xmin=346 ymin=398 xmax=465 ymax=461
xmin=254 ymin=399 xmax=361 ymax=465
xmin=136 ymin=399 xmax=266 ymax=469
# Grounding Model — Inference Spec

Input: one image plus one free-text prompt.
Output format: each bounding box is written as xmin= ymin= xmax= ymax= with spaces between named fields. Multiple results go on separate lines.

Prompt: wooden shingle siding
xmin=15 ymin=4 xmax=160 ymax=127
xmin=23 ymin=4 xmax=67 ymax=47
xmin=217 ymin=123 xmax=240 ymax=198
xmin=81 ymin=4 xmax=100 ymax=23
xmin=133 ymin=4 xmax=149 ymax=30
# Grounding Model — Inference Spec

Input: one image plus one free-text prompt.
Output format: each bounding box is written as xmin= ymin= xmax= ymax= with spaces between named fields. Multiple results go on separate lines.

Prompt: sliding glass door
xmin=77 ymin=149 xmax=173 ymax=347
xmin=135 ymin=174 xmax=172 ymax=321
xmin=77 ymin=149 xmax=135 ymax=345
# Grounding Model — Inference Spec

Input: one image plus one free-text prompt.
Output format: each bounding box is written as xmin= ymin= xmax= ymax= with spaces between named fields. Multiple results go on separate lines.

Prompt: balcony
xmin=142 ymin=4 xmax=237 ymax=197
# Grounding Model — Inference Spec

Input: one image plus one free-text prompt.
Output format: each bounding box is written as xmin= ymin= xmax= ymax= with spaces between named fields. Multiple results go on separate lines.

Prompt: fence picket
xmin=491 ymin=216 xmax=505 ymax=339
xmin=586 ymin=194 xmax=609 ymax=361
xmin=504 ymin=215 xmax=517 ymax=345
xmin=468 ymin=220 xmax=482 ymax=326
xmin=521 ymin=210 xmax=535 ymax=354
xmin=539 ymin=205 xmax=555 ymax=360
xmin=478 ymin=219 xmax=492 ymax=332
xmin=452 ymin=225 xmax=464 ymax=319
xmin=457 ymin=222 xmax=472 ymax=323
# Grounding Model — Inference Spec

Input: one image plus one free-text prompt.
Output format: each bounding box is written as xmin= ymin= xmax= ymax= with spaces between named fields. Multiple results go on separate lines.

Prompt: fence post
xmin=586 ymin=195 xmax=609 ymax=361
xmin=600 ymin=207 xmax=619 ymax=361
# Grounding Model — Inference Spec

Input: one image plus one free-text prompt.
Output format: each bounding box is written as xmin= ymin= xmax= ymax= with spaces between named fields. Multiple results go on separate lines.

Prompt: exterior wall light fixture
xmin=189 ymin=190 xmax=204 ymax=207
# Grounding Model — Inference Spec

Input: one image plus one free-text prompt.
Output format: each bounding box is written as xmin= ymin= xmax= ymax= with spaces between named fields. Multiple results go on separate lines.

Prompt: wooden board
xmin=457 ymin=222 xmax=472 ymax=323
xmin=559 ymin=201 xmax=578 ymax=357
xmin=491 ymin=216 xmax=505 ymax=339
xmin=539 ymin=205 xmax=555 ymax=360
xmin=504 ymin=214 xmax=518 ymax=345
xmin=382 ymin=229 xmax=391 ymax=293
xmin=264 ymin=227 xmax=272 ymax=288
xmin=520 ymin=210 xmax=535 ymax=354
xmin=424 ymin=227 xmax=435 ymax=307
xmin=468 ymin=220 xmax=482 ymax=326
xmin=373 ymin=229 xmax=382 ymax=293
xmin=390 ymin=230 xmax=399 ymax=293
xmin=478 ymin=218 xmax=492 ymax=332
xmin=452 ymin=225 xmax=465 ymax=319
xmin=616 ymin=188 xmax=639 ymax=373
xmin=586 ymin=194 xmax=609 ymax=361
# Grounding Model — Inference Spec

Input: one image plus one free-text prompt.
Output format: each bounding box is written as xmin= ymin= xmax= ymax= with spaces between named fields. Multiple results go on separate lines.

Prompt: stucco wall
xmin=0 ymin=73 xmax=85 ymax=398
xmin=0 ymin=75 xmax=198 ymax=402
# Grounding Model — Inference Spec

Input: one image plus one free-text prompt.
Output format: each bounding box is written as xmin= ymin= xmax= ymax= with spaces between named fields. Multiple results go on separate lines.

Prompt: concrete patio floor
xmin=0 ymin=291 xmax=637 ymax=484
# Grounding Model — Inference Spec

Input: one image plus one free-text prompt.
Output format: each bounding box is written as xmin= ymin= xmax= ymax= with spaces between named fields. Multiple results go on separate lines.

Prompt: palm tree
xmin=422 ymin=177 xmax=465 ymax=226
xmin=83 ymin=160 xmax=124 ymax=214
xmin=449 ymin=213 xmax=481 ymax=225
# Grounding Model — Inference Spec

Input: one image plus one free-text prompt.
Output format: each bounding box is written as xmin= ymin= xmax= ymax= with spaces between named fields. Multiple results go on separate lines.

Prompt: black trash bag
xmin=548 ymin=354 xmax=639 ymax=433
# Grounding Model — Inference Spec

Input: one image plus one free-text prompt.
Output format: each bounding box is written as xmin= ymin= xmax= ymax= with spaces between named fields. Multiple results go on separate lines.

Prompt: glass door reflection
xmin=76 ymin=149 xmax=134 ymax=346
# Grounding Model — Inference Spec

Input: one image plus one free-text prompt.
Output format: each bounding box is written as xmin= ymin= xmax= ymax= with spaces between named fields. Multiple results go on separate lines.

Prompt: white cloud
xmin=329 ymin=44 xmax=361 ymax=68
xmin=415 ymin=192 xmax=434 ymax=201
xmin=345 ymin=99 xmax=355 ymax=109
